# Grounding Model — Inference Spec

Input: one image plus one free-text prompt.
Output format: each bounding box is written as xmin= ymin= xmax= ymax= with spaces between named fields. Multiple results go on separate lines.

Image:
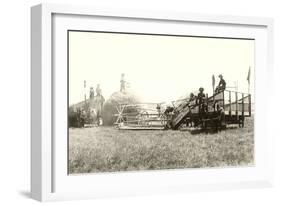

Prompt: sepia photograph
xmin=68 ymin=30 xmax=254 ymax=174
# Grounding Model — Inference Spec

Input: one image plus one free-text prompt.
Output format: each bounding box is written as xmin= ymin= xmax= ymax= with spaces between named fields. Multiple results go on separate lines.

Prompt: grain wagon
xmin=170 ymin=90 xmax=251 ymax=130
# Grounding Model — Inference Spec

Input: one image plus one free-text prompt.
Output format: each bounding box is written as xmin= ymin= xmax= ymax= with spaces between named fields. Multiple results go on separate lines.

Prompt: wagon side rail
xmin=223 ymin=90 xmax=251 ymax=117
xmin=185 ymin=90 xmax=252 ymax=128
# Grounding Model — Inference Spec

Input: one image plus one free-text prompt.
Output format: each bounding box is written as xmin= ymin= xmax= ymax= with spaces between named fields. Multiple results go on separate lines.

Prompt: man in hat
xmin=197 ymin=87 xmax=205 ymax=105
xmin=186 ymin=92 xmax=196 ymax=108
xmin=196 ymin=87 xmax=207 ymax=119
xmin=215 ymin=74 xmax=226 ymax=93
xmin=189 ymin=93 xmax=196 ymax=103
xmin=89 ymin=87 xmax=95 ymax=100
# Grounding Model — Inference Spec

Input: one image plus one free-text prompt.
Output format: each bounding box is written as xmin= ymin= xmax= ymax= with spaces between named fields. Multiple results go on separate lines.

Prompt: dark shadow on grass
xmin=190 ymin=128 xmax=221 ymax=135
xmin=181 ymin=125 xmax=239 ymax=135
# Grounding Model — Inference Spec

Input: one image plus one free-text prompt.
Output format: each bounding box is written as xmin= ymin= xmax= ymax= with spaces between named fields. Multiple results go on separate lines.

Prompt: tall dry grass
xmin=69 ymin=117 xmax=254 ymax=174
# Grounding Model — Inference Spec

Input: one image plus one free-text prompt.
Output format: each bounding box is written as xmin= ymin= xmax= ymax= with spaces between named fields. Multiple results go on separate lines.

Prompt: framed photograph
xmin=31 ymin=3 xmax=274 ymax=201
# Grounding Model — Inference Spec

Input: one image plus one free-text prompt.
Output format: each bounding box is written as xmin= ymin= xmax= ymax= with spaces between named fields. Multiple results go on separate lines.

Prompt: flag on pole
xmin=212 ymin=75 xmax=215 ymax=87
xmin=247 ymin=67 xmax=251 ymax=94
xmin=212 ymin=74 xmax=215 ymax=94
xmin=247 ymin=67 xmax=251 ymax=84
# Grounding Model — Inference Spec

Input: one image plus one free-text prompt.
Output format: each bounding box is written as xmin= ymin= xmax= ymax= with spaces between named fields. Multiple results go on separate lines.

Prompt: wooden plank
xmin=119 ymin=119 xmax=168 ymax=123
xmin=114 ymin=112 xmax=161 ymax=116
xmin=170 ymin=105 xmax=191 ymax=129
xmin=118 ymin=125 xmax=165 ymax=130
xmin=225 ymin=111 xmax=250 ymax=116
xmin=201 ymin=117 xmax=219 ymax=122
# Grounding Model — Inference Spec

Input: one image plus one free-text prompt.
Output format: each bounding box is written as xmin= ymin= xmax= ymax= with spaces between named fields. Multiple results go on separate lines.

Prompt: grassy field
xmin=69 ymin=117 xmax=254 ymax=174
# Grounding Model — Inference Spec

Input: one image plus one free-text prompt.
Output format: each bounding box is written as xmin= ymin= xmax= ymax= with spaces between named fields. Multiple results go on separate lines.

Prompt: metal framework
xmin=115 ymin=90 xmax=251 ymax=131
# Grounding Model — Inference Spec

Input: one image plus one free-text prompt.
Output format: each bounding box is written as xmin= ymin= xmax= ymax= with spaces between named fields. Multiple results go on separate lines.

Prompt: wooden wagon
xmin=114 ymin=90 xmax=251 ymax=131
xmin=170 ymin=90 xmax=252 ymax=130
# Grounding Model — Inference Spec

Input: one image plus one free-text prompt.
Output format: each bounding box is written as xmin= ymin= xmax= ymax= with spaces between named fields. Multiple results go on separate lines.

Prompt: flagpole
xmin=247 ymin=66 xmax=251 ymax=94
xmin=84 ymin=80 xmax=87 ymax=108
xmin=212 ymin=75 xmax=215 ymax=95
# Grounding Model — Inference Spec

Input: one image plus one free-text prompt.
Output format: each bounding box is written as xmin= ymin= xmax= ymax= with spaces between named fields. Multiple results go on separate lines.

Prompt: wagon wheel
xmin=138 ymin=111 xmax=150 ymax=126
xmin=239 ymin=116 xmax=245 ymax=128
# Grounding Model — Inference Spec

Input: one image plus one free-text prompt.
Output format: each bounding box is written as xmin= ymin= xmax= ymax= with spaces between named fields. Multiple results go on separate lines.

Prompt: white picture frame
xmin=31 ymin=3 xmax=274 ymax=202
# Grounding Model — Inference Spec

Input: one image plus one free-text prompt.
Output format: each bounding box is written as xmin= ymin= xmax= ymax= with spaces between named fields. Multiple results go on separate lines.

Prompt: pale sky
xmin=69 ymin=31 xmax=254 ymax=105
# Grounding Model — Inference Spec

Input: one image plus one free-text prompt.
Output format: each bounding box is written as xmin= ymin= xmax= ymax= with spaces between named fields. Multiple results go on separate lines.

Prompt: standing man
xmin=196 ymin=87 xmax=206 ymax=105
xmin=197 ymin=87 xmax=207 ymax=120
xmin=120 ymin=73 xmax=126 ymax=93
xmin=96 ymin=84 xmax=102 ymax=96
xmin=189 ymin=93 xmax=196 ymax=103
xmin=215 ymin=74 xmax=226 ymax=93
xmin=89 ymin=87 xmax=95 ymax=100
